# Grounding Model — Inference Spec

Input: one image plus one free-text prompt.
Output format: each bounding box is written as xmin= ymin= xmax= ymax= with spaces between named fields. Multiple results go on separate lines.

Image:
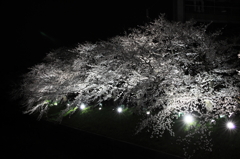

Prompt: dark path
xmin=3 ymin=105 xmax=184 ymax=159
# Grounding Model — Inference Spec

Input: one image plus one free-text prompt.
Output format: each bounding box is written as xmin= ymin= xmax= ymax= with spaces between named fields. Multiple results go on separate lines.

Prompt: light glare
xmin=117 ymin=107 xmax=122 ymax=113
xmin=226 ymin=121 xmax=235 ymax=129
xmin=184 ymin=114 xmax=194 ymax=124
xmin=80 ymin=103 xmax=86 ymax=110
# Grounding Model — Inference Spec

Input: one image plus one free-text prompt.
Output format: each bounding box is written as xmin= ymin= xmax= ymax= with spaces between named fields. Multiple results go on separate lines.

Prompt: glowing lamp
xmin=80 ymin=103 xmax=86 ymax=110
xmin=184 ymin=114 xmax=194 ymax=124
xmin=146 ymin=111 xmax=150 ymax=115
xmin=226 ymin=121 xmax=235 ymax=129
xmin=117 ymin=107 xmax=123 ymax=113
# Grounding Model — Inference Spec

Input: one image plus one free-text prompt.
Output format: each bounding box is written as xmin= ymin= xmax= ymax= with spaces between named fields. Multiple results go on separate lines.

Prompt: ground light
xmin=226 ymin=121 xmax=235 ymax=130
xmin=117 ymin=107 xmax=123 ymax=113
xmin=99 ymin=103 xmax=102 ymax=110
xmin=80 ymin=103 xmax=86 ymax=110
xmin=146 ymin=111 xmax=150 ymax=115
xmin=184 ymin=114 xmax=194 ymax=124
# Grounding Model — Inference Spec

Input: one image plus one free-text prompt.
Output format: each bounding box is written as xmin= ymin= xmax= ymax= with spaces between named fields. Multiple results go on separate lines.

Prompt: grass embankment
xmin=43 ymin=105 xmax=240 ymax=158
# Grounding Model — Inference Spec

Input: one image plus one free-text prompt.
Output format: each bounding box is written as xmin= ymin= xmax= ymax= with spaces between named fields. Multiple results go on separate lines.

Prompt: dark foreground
xmin=3 ymin=108 xmax=183 ymax=159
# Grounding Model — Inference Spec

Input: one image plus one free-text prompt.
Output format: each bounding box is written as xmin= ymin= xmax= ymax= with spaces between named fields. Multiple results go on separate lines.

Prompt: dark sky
xmin=2 ymin=1 xmax=172 ymax=74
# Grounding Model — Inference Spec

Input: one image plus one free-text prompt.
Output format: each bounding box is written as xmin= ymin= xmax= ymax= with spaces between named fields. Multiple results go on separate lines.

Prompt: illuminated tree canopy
xmin=15 ymin=15 xmax=240 ymax=156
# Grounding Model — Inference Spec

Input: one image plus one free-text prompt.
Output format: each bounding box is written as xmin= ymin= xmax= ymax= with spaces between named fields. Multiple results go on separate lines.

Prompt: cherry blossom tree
xmin=15 ymin=15 xmax=240 ymax=157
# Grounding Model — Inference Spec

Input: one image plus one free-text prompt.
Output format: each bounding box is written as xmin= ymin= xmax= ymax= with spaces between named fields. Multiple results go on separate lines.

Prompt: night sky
xmin=3 ymin=1 xmax=173 ymax=75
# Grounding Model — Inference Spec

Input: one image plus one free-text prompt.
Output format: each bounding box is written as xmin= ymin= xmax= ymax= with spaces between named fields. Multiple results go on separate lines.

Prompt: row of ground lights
xmin=183 ymin=114 xmax=236 ymax=130
xmin=78 ymin=103 xmax=236 ymax=130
